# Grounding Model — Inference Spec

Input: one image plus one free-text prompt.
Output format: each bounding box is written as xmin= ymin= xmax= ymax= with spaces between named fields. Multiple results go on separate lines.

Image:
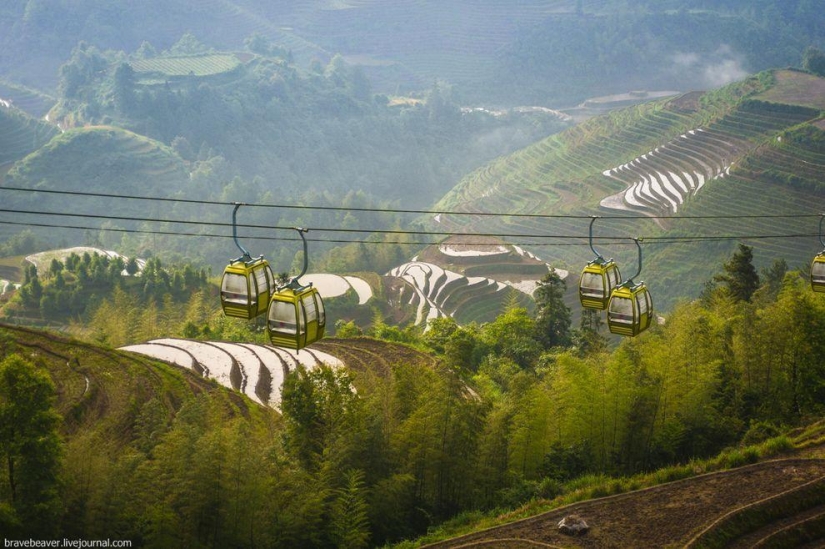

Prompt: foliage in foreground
xmin=2 ymin=253 xmax=825 ymax=546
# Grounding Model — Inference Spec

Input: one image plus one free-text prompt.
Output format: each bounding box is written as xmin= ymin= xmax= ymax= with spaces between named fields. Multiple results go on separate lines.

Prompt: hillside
xmin=3 ymin=125 xmax=188 ymax=197
xmin=432 ymin=69 xmax=825 ymax=309
xmin=5 ymin=241 xmax=825 ymax=544
xmin=0 ymin=323 xmax=266 ymax=443
xmin=119 ymin=336 xmax=438 ymax=409
xmin=0 ymin=126 xmax=189 ymax=242
xmin=0 ymin=103 xmax=58 ymax=165
xmin=420 ymin=455 xmax=825 ymax=548
xmin=2 ymin=1 xmax=824 ymax=108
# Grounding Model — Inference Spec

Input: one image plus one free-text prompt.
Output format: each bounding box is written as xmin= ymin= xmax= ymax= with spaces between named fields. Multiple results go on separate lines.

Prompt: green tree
xmin=481 ymin=307 xmax=541 ymax=369
xmin=714 ymin=243 xmax=760 ymax=302
xmin=125 ymin=256 xmax=139 ymax=276
xmin=575 ymin=308 xmax=607 ymax=355
xmin=280 ymin=365 xmax=363 ymax=471
xmin=0 ymin=354 xmax=62 ymax=536
xmin=533 ymin=269 xmax=572 ymax=349
xmin=113 ymin=62 xmax=136 ymax=114
xmin=329 ymin=469 xmax=371 ymax=549
xmin=803 ymin=46 xmax=825 ymax=76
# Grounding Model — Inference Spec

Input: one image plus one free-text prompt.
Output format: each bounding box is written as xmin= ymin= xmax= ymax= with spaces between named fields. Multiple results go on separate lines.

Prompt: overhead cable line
xmin=0 ymin=185 xmax=820 ymax=221
xmin=0 ymin=219 xmax=578 ymax=247
xmin=0 ymin=219 xmax=818 ymax=247
xmin=0 ymin=207 xmax=611 ymax=240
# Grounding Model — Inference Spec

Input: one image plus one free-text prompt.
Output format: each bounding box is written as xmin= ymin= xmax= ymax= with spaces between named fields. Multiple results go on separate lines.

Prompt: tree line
xmin=3 ymin=246 xmax=825 ymax=546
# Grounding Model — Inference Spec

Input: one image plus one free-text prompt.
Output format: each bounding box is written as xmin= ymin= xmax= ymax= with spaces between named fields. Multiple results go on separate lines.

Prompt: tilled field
xmin=423 ymin=458 xmax=825 ymax=549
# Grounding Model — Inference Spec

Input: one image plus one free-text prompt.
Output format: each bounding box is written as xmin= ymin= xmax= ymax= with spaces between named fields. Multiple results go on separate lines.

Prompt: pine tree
xmin=714 ymin=243 xmax=760 ymax=302
xmin=0 ymin=355 xmax=62 ymax=536
xmin=329 ymin=469 xmax=371 ymax=549
xmin=533 ymin=269 xmax=572 ymax=348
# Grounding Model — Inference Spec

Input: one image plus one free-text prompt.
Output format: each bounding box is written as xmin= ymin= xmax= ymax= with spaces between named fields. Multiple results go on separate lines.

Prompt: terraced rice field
xmin=600 ymin=101 xmax=818 ymax=216
xmin=423 ymin=458 xmax=825 ymax=548
xmin=120 ymin=337 xmax=436 ymax=409
xmin=132 ymin=53 xmax=241 ymax=78
xmin=121 ymin=338 xmax=342 ymax=408
xmin=387 ymin=237 xmax=558 ymax=325
xmin=25 ymin=247 xmax=145 ymax=275
xmin=0 ymin=81 xmax=56 ymax=118
xmin=0 ymin=105 xmax=58 ymax=164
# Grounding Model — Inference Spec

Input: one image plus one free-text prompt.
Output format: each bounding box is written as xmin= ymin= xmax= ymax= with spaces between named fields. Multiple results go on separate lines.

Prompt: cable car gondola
xmin=811 ymin=215 xmax=825 ymax=293
xmin=220 ymin=203 xmax=275 ymax=320
xmin=579 ymin=217 xmax=622 ymax=310
xmin=607 ymin=239 xmax=653 ymax=337
xmin=267 ymin=228 xmax=326 ymax=351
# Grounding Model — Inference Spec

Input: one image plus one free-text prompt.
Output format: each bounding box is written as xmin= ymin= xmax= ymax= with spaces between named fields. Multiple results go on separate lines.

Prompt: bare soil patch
xmin=666 ymin=91 xmax=705 ymax=113
xmin=424 ymin=458 xmax=825 ymax=549
xmin=755 ymin=70 xmax=825 ymax=110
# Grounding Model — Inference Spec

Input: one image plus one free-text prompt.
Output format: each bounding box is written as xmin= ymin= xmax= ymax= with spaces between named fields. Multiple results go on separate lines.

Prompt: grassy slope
xmin=408 ymin=425 xmax=825 ymax=548
xmin=0 ymin=125 xmax=190 ymax=242
xmin=431 ymin=69 xmax=825 ymax=310
xmin=0 ymin=323 xmax=272 ymax=447
xmin=0 ymin=106 xmax=59 ymax=165
xmin=4 ymin=125 xmax=188 ymax=194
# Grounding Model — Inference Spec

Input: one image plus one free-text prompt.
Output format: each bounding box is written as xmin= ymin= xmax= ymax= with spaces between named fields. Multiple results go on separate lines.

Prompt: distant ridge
xmin=431 ymin=69 xmax=825 ymax=308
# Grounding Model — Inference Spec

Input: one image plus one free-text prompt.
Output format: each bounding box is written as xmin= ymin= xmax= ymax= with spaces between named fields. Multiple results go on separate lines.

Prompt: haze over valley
xmin=3 ymin=1 xmax=825 ymax=547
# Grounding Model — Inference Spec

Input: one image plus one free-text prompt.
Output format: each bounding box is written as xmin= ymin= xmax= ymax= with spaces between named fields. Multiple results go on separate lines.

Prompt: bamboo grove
xmin=3 ymin=247 xmax=825 ymax=547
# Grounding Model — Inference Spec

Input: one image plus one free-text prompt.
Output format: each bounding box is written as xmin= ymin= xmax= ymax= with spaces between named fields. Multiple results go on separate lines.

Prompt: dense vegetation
xmin=2 ymin=0 xmax=824 ymax=106
xmin=3 ymin=3 xmax=825 ymax=546
xmin=0 ymin=33 xmax=567 ymax=273
xmin=3 ymin=247 xmax=825 ymax=546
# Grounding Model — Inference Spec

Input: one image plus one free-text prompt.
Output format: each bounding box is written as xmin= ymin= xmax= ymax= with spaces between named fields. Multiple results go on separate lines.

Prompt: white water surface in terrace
xmin=212 ymin=342 xmax=262 ymax=404
xmin=120 ymin=343 xmax=197 ymax=371
xmin=120 ymin=339 xmax=345 ymax=409
xmin=439 ymin=245 xmax=508 ymax=257
xmin=344 ymin=276 xmax=373 ymax=304
xmin=151 ymin=339 xmax=234 ymax=388
xmin=600 ymin=127 xmax=737 ymax=214
xmin=241 ymin=344 xmax=286 ymax=407
xmin=303 ymin=273 xmax=373 ymax=305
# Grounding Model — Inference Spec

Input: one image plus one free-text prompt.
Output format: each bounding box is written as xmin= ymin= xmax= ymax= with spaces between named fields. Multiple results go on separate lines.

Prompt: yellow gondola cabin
xmin=220 ymin=258 xmax=275 ymax=319
xmin=265 ymin=227 xmax=326 ymax=351
xmin=579 ymin=216 xmax=623 ymax=310
xmin=811 ymin=215 xmax=825 ymax=292
xmin=267 ymin=285 xmax=326 ymax=350
xmin=607 ymin=282 xmax=653 ymax=337
xmin=220 ymin=203 xmax=275 ymax=320
xmin=579 ymin=259 xmax=621 ymax=310
xmin=811 ymin=253 xmax=825 ymax=292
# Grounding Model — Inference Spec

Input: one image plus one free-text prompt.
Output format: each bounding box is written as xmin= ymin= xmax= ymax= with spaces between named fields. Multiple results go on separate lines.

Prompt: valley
xmin=2 ymin=2 xmax=825 ymax=546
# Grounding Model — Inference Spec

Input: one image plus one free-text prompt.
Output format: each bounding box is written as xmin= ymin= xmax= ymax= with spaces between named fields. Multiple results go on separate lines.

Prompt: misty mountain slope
xmin=2 ymin=1 xmax=824 ymax=107
xmin=430 ymin=69 xmax=825 ymax=309
xmin=1 ymin=126 xmax=190 ymax=241
xmin=0 ymin=104 xmax=58 ymax=165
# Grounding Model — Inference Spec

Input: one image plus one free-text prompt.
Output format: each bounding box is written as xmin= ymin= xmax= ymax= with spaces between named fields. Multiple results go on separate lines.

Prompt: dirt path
xmin=423 ymin=458 xmax=825 ymax=549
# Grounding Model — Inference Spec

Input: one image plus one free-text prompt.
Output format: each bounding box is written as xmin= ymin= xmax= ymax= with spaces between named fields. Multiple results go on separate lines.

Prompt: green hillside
xmin=3 ymin=1 xmax=825 ymax=107
xmin=0 ymin=80 xmax=56 ymax=118
xmin=432 ymin=69 xmax=825 ymax=310
xmin=0 ymin=106 xmax=58 ymax=165
xmin=4 ymin=125 xmax=188 ymax=195
xmin=0 ymin=126 xmax=190 ymax=242
xmin=7 ymin=244 xmax=825 ymax=544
